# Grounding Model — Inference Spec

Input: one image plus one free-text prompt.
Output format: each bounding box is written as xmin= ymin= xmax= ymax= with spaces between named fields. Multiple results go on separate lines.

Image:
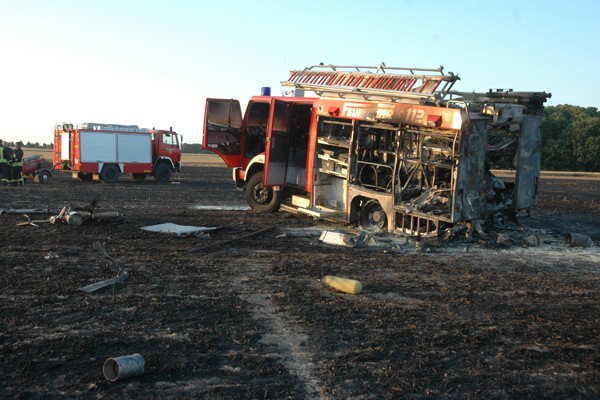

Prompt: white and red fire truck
xmin=203 ymin=64 xmax=550 ymax=237
xmin=54 ymin=122 xmax=181 ymax=183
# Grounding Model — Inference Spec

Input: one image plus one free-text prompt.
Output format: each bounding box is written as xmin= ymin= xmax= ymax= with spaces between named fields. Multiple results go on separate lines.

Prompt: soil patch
xmin=1 ymin=166 xmax=600 ymax=399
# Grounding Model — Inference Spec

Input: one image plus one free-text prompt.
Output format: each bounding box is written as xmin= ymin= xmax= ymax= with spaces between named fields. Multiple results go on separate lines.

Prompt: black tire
xmin=245 ymin=172 xmax=281 ymax=213
xmin=360 ymin=200 xmax=387 ymax=231
xmin=38 ymin=170 xmax=51 ymax=184
xmin=100 ymin=164 xmax=120 ymax=183
xmin=154 ymin=163 xmax=172 ymax=183
xmin=132 ymin=173 xmax=147 ymax=181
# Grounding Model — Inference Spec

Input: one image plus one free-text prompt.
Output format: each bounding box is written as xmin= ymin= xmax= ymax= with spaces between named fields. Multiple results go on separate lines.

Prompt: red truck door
xmin=203 ymin=99 xmax=244 ymax=168
xmin=264 ymin=99 xmax=292 ymax=186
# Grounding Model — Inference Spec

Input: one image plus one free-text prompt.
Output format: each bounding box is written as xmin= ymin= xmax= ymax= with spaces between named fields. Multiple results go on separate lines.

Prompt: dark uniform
xmin=0 ymin=141 xmax=8 ymax=186
xmin=12 ymin=144 xmax=24 ymax=186
xmin=4 ymin=146 xmax=13 ymax=185
xmin=7 ymin=146 xmax=14 ymax=185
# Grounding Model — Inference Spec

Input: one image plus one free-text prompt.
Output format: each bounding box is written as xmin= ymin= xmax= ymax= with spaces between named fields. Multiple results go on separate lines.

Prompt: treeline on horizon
xmin=8 ymin=104 xmax=600 ymax=172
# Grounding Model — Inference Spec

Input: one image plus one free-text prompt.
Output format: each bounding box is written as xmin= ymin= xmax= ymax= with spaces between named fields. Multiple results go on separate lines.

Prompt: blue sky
xmin=0 ymin=0 xmax=598 ymax=144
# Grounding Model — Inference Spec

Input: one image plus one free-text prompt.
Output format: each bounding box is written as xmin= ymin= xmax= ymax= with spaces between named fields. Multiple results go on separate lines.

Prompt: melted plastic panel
xmin=454 ymin=119 xmax=487 ymax=221
xmin=514 ymin=115 xmax=542 ymax=209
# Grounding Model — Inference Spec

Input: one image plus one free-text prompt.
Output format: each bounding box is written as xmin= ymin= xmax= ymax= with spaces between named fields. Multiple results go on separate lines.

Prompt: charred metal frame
xmin=301 ymin=66 xmax=550 ymax=237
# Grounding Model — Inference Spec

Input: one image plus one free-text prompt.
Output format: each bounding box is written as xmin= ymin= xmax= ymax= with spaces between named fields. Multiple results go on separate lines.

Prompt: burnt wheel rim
xmin=362 ymin=201 xmax=387 ymax=230
xmin=253 ymin=183 xmax=272 ymax=204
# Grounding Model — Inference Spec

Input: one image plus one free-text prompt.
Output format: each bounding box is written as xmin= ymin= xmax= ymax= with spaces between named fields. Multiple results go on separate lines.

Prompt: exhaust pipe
xmin=103 ymin=353 xmax=145 ymax=382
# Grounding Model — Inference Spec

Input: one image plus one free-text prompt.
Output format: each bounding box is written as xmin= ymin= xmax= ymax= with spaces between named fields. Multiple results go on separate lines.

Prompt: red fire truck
xmin=54 ymin=123 xmax=181 ymax=183
xmin=203 ymin=64 xmax=550 ymax=237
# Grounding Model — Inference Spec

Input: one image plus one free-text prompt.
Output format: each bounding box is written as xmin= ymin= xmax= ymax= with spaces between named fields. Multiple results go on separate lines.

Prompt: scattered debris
xmin=70 ymin=200 xmax=126 ymax=223
xmin=310 ymin=222 xmax=597 ymax=253
xmin=103 ymin=353 xmax=145 ymax=382
xmin=188 ymin=204 xmax=251 ymax=211
xmin=495 ymin=233 xmax=512 ymax=246
xmin=190 ymin=225 xmax=279 ymax=253
xmin=223 ymin=249 xmax=281 ymax=256
xmin=79 ymin=242 xmax=129 ymax=293
xmin=16 ymin=201 xmax=125 ymax=227
xmin=319 ymin=231 xmax=370 ymax=248
xmin=322 ymin=275 xmax=363 ymax=295
xmin=17 ymin=214 xmax=54 ymax=227
xmin=44 ymin=252 xmax=59 ymax=260
xmin=415 ymin=240 xmax=424 ymax=253
xmin=565 ymin=232 xmax=593 ymax=248
xmin=524 ymin=234 xmax=541 ymax=247
xmin=275 ymin=230 xmax=322 ymax=239
xmin=41 ymin=249 xmax=79 ymax=260
xmin=141 ymin=222 xmax=218 ymax=236
xmin=1 ymin=208 xmax=50 ymax=215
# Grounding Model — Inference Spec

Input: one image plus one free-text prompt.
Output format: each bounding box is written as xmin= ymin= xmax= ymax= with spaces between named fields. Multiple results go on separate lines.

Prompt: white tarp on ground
xmin=319 ymin=230 xmax=370 ymax=248
xmin=141 ymin=223 xmax=218 ymax=236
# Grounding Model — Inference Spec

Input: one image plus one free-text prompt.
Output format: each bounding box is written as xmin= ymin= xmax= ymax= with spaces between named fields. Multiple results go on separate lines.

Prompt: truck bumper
xmin=233 ymin=167 xmax=245 ymax=190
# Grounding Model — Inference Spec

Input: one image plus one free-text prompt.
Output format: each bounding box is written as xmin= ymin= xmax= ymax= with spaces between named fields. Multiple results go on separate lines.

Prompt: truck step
xmin=297 ymin=206 xmax=345 ymax=219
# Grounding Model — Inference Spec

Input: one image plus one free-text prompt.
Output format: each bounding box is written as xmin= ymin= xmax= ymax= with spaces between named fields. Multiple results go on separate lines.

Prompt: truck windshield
xmin=162 ymin=133 xmax=178 ymax=146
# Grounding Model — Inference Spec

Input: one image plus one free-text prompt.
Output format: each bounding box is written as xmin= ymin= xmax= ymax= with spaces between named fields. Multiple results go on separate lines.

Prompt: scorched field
xmin=1 ymin=160 xmax=600 ymax=399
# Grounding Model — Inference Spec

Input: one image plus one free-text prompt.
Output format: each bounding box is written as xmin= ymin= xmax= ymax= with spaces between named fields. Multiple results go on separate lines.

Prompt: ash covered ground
xmin=1 ymin=164 xmax=600 ymax=399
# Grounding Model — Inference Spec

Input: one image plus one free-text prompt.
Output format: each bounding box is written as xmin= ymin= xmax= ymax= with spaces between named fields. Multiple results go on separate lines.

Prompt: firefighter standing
xmin=0 ymin=139 xmax=8 ymax=186
xmin=4 ymin=144 xmax=13 ymax=185
xmin=7 ymin=144 xmax=14 ymax=185
xmin=12 ymin=142 xmax=24 ymax=186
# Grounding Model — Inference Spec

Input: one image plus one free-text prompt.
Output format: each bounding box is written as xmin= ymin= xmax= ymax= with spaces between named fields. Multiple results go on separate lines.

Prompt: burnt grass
xmin=1 ymin=166 xmax=600 ymax=399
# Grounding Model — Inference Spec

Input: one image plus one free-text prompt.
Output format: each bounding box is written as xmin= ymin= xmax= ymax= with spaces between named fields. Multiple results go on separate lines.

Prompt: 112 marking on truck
xmin=203 ymin=64 xmax=550 ymax=237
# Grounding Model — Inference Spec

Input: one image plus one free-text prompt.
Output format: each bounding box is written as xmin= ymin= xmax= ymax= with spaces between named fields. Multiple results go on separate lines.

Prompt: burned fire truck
xmin=54 ymin=123 xmax=181 ymax=183
xmin=203 ymin=64 xmax=550 ymax=237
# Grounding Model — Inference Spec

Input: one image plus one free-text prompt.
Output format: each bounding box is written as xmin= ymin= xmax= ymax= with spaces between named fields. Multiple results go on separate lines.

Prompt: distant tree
xmin=542 ymin=105 xmax=600 ymax=171
xmin=571 ymin=117 xmax=600 ymax=171
xmin=181 ymin=143 xmax=205 ymax=153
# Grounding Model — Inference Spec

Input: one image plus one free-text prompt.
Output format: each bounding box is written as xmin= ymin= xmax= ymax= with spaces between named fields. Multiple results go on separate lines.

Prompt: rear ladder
xmin=282 ymin=64 xmax=460 ymax=104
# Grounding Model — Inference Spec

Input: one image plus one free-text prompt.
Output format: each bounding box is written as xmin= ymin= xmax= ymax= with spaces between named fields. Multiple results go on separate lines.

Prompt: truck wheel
xmin=154 ymin=163 xmax=172 ymax=183
xmin=100 ymin=164 xmax=120 ymax=183
xmin=38 ymin=170 xmax=51 ymax=184
xmin=361 ymin=200 xmax=387 ymax=231
xmin=132 ymin=173 xmax=147 ymax=181
xmin=246 ymin=172 xmax=281 ymax=213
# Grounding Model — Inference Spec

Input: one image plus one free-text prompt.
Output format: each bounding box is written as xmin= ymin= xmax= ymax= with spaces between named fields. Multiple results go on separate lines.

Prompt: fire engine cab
xmin=203 ymin=64 xmax=550 ymax=237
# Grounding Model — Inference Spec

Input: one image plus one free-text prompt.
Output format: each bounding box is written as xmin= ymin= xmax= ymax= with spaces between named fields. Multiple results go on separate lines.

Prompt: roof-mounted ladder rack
xmin=282 ymin=64 xmax=460 ymax=104
xmin=448 ymin=89 xmax=552 ymax=115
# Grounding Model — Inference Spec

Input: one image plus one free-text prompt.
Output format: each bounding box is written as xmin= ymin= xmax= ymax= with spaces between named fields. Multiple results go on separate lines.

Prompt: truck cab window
xmin=244 ymin=102 xmax=270 ymax=158
xmin=163 ymin=133 xmax=176 ymax=146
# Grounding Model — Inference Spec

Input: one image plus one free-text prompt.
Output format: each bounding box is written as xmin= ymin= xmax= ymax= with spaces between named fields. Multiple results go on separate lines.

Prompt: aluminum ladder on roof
xmin=282 ymin=64 xmax=460 ymax=104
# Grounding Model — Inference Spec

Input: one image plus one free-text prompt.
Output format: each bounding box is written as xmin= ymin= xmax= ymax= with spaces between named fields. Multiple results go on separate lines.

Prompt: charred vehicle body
xmin=203 ymin=64 xmax=550 ymax=237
